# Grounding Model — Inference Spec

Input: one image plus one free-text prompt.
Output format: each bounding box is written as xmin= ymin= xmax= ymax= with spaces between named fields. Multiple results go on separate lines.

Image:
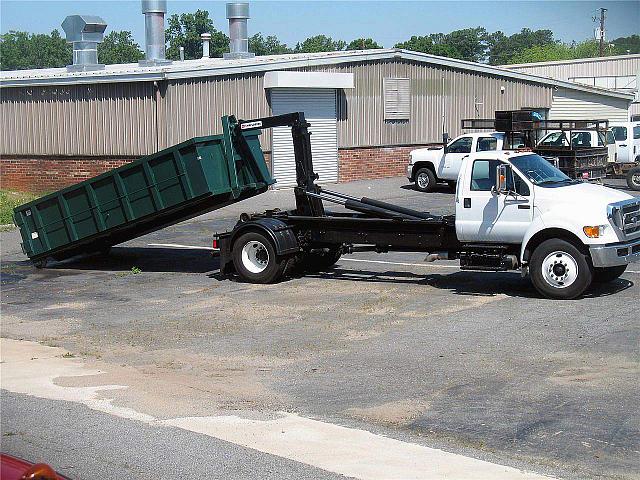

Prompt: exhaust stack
xmin=224 ymin=3 xmax=255 ymax=59
xmin=61 ymin=15 xmax=107 ymax=71
xmin=140 ymin=0 xmax=171 ymax=66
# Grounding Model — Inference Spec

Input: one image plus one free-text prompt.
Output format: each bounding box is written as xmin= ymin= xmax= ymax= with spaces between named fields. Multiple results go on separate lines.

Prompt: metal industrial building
xmin=503 ymin=54 xmax=640 ymax=121
xmin=2 ymin=49 xmax=634 ymax=191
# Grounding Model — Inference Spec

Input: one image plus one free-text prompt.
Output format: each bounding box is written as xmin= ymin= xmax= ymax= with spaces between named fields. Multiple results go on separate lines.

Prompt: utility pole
xmin=598 ymin=7 xmax=607 ymax=57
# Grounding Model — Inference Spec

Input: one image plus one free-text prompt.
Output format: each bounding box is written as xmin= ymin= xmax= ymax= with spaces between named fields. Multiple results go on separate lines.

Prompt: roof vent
xmin=223 ymin=3 xmax=255 ymax=60
xmin=61 ymin=15 xmax=107 ymax=71
xmin=140 ymin=0 xmax=171 ymax=66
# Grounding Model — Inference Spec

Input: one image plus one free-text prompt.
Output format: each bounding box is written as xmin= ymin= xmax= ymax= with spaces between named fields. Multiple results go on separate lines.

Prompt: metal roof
xmin=502 ymin=53 xmax=640 ymax=69
xmin=0 ymin=48 xmax=634 ymax=100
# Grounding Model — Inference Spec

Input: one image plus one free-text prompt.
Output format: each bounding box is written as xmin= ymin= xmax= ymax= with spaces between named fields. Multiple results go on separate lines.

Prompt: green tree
xmin=346 ymin=38 xmax=381 ymax=50
xmin=611 ymin=34 xmax=640 ymax=54
xmin=508 ymin=43 xmax=574 ymax=63
xmin=294 ymin=35 xmax=346 ymax=53
xmin=165 ymin=9 xmax=229 ymax=60
xmin=395 ymin=28 xmax=488 ymax=62
xmin=248 ymin=33 xmax=290 ymax=56
xmin=487 ymin=28 xmax=555 ymax=64
xmin=97 ymin=31 xmax=144 ymax=65
xmin=0 ymin=29 xmax=71 ymax=70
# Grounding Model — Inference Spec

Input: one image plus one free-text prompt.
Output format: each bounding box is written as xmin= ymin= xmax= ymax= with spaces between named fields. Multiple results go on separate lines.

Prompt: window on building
xmin=476 ymin=137 xmax=498 ymax=152
xmin=611 ymin=126 xmax=628 ymax=141
xmin=447 ymin=137 xmax=473 ymax=153
xmin=383 ymin=78 xmax=410 ymax=120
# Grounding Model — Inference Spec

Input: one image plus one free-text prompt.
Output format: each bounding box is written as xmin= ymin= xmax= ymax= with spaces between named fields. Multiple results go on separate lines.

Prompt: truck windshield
xmin=510 ymin=154 xmax=575 ymax=187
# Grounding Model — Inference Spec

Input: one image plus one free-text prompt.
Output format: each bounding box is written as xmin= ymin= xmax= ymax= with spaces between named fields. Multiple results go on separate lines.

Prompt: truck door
xmin=611 ymin=125 xmax=630 ymax=163
xmin=442 ymin=136 xmax=473 ymax=179
xmin=456 ymin=158 xmax=533 ymax=243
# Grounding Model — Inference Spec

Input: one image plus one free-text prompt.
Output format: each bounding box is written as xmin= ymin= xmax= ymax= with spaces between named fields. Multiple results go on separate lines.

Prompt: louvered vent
xmin=383 ymin=77 xmax=410 ymax=120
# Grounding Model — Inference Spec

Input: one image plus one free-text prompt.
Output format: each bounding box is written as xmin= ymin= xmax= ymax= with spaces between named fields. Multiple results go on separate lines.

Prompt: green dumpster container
xmin=14 ymin=115 xmax=274 ymax=266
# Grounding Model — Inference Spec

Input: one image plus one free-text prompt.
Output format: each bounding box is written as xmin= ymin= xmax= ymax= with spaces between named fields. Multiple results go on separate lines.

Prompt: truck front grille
xmin=608 ymin=198 xmax=640 ymax=236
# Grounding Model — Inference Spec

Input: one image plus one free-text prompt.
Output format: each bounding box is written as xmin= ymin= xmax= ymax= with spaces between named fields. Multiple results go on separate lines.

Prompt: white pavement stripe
xmin=148 ymin=243 xmax=218 ymax=251
xmin=1 ymin=339 xmax=553 ymax=480
xmin=165 ymin=414 xmax=552 ymax=480
xmin=146 ymin=244 xmax=640 ymax=274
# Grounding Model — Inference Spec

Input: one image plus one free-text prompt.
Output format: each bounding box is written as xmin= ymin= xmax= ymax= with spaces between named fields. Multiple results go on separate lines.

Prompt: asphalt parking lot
xmin=2 ymin=177 xmax=639 ymax=480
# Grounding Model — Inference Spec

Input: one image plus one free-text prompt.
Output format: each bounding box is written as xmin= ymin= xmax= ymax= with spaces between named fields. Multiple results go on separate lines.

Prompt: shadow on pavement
xmin=308 ymin=266 xmax=633 ymax=299
xmin=400 ymin=183 xmax=455 ymax=194
xmin=4 ymin=247 xmax=219 ymax=275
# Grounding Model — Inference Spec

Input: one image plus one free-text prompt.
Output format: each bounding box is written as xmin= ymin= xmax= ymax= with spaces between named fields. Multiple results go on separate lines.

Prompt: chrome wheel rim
xmin=632 ymin=173 xmax=640 ymax=186
xmin=417 ymin=172 xmax=430 ymax=189
xmin=241 ymin=241 xmax=269 ymax=274
xmin=541 ymin=251 xmax=578 ymax=289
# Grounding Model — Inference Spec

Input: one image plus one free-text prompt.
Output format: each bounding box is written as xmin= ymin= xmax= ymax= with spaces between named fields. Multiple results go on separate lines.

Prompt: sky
xmin=1 ymin=0 xmax=638 ymax=49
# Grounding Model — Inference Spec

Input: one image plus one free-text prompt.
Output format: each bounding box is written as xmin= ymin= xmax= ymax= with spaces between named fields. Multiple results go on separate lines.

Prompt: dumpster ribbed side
xmin=14 ymin=116 xmax=274 ymax=264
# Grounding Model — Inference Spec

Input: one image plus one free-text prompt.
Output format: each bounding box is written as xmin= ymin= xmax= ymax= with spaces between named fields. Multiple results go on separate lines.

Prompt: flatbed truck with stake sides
xmin=215 ymin=112 xmax=640 ymax=300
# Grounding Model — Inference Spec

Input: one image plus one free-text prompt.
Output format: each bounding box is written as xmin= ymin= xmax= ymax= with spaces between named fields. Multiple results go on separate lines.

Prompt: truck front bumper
xmin=589 ymin=236 xmax=640 ymax=267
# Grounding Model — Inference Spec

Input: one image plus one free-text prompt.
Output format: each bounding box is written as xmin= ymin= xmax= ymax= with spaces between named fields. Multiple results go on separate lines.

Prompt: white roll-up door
xmin=549 ymin=87 xmax=630 ymax=122
xmin=270 ymin=88 xmax=338 ymax=187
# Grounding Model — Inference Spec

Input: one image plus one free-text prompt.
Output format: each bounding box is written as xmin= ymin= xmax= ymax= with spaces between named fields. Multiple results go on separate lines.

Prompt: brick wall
xmin=1 ymin=157 xmax=134 ymax=193
xmin=1 ymin=146 xmax=427 ymax=193
xmin=338 ymin=145 xmax=432 ymax=183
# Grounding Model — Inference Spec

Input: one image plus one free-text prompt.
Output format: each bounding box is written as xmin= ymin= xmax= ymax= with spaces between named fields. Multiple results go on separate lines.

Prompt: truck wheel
xmin=415 ymin=168 xmax=437 ymax=193
xmin=593 ymin=265 xmax=627 ymax=283
xmin=626 ymin=167 xmax=640 ymax=191
xmin=530 ymin=239 xmax=593 ymax=300
xmin=232 ymin=232 xmax=286 ymax=283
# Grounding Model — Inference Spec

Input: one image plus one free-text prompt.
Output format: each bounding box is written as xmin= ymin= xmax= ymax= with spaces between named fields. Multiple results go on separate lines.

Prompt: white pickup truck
xmin=407 ymin=132 xmax=516 ymax=192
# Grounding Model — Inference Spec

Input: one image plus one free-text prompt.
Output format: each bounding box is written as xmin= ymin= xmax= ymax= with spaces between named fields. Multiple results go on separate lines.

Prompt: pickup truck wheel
xmin=626 ymin=167 xmax=640 ymax=191
xmin=415 ymin=168 xmax=437 ymax=193
xmin=530 ymin=239 xmax=592 ymax=300
xmin=232 ymin=232 xmax=286 ymax=283
xmin=593 ymin=265 xmax=627 ymax=283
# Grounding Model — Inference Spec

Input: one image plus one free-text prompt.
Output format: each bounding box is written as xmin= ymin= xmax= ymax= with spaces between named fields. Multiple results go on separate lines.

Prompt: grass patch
xmin=0 ymin=189 xmax=41 ymax=225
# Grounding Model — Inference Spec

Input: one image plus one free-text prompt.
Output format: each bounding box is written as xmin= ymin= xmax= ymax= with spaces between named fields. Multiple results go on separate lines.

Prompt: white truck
xmin=407 ymin=132 xmax=513 ymax=192
xmin=609 ymin=121 xmax=640 ymax=163
xmin=215 ymin=113 xmax=640 ymax=300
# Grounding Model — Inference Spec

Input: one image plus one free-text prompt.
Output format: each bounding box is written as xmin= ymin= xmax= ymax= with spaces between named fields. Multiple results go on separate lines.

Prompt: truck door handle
xmin=620 ymin=144 xmax=627 ymax=147
xmin=464 ymin=198 xmax=471 ymax=208
xmin=518 ymin=204 xmax=531 ymax=209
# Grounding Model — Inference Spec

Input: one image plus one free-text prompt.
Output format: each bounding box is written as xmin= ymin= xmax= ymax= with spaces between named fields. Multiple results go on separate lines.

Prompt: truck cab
xmin=455 ymin=151 xmax=640 ymax=298
xmin=407 ymin=132 xmax=515 ymax=192
xmin=609 ymin=121 xmax=640 ymax=163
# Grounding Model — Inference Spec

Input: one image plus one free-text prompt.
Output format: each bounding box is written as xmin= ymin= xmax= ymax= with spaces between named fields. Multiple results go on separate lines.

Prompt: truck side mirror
xmin=442 ymin=133 xmax=450 ymax=153
xmin=494 ymin=164 xmax=509 ymax=194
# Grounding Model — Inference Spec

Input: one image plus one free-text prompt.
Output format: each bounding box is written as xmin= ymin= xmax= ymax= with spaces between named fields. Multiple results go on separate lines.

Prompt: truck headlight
xmin=583 ymin=225 xmax=606 ymax=238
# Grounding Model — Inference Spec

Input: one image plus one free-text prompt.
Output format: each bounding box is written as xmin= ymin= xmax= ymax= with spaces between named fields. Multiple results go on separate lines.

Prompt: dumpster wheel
xmin=232 ymin=231 xmax=287 ymax=283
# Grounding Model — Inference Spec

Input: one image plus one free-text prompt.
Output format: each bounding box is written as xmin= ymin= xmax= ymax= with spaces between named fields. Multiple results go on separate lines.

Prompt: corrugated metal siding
xmin=549 ymin=87 xmax=630 ymax=122
xmin=631 ymin=102 xmax=640 ymax=117
xmin=0 ymin=83 xmax=156 ymax=156
xmin=163 ymin=73 xmax=270 ymax=150
xmin=506 ymin=56 xmax=640 ymax=80
xmin=300 ymin=60 xmax=554 ymax=147
xmin=0 ymin=58 xmax=556 ymax=156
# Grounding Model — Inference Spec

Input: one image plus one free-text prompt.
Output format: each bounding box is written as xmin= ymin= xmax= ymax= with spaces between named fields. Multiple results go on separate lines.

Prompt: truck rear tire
xmin=415 ymin=168 xmax=437 ymax=193
xmin=232 ymin=232 xmax=287 ymax=283
xmin=593 ymin=265 xmax=627 ymax=283
xmin=626 ymin=166 xmax=640 ymax=191
xmin=530 ymin=239 xmax=593 ymax=300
